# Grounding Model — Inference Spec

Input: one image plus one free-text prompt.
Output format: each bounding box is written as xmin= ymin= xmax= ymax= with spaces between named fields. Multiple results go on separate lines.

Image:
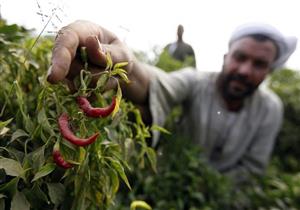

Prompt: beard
xmin=218 ymin=68 xmax=258 ymax=100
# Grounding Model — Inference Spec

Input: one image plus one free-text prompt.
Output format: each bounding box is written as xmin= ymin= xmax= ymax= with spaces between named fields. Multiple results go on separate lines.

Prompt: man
xmin=163 ymin=24 xmax=196 ymax=67
xmin=47 ymin=20 xmax=297 ymax=183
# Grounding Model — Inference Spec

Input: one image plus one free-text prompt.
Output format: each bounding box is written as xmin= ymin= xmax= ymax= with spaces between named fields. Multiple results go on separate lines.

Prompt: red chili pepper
xmin=52 ymin=143 xmax=73 ymax=169
xmin=58 ymin=113 xmax=100 ymax=146
xmin=77 ymin=96 xmax=116 ymax=118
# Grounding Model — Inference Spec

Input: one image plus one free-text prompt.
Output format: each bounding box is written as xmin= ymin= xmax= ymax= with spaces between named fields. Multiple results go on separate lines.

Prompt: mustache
xmin=227 ymin=74 xmax=253 ymax=87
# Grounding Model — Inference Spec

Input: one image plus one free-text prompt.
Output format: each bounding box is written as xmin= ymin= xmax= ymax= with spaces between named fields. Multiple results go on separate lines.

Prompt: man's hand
xmin=47 ymin=20 xmax=133 ymax=85
xmin=47 ymin=19 xmax=151 ymax=110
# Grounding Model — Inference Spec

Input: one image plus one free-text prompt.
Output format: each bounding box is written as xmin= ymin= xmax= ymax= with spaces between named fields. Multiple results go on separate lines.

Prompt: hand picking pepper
xmin=77 ymin=96 xmax=116 ymax=118
xmin=58 ymin=113 xmax=100 ymax=146
xmin=53 ymin=142 xmax=73 ymax=169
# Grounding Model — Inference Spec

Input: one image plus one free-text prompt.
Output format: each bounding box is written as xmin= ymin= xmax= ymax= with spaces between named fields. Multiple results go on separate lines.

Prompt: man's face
xmin=177 ymin=25 xmax=184 ymax=38
xmin=219 ymin=37 xmax=277 ymax=100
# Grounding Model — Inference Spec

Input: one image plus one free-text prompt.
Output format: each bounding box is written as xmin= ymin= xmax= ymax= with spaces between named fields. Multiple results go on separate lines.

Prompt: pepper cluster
xmin=53 ymin=96 xmax=116 ymax=168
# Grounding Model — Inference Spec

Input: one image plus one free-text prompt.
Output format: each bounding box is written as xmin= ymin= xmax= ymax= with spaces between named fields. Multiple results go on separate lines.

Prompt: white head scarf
xmin=229 ymin=22 xmax=298 ymax=70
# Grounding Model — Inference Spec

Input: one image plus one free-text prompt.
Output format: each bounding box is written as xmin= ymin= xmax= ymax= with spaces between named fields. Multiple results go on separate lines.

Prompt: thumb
xmin=85 ymin=35 xmax=107 ymax=66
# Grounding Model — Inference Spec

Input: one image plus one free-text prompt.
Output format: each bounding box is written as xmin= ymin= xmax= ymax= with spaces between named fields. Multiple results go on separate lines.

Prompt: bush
xmin=155 ymin=49 xmax=196 ymax=72
xmin=0 ymin=19 xmax=155 ymax=210
xmin=110 ymin=56 xmax=300 ymax=210
xmin=269 ymin=69 xmax=300 ymax=172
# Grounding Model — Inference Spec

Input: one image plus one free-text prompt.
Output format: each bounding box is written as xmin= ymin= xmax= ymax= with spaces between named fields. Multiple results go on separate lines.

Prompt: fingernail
xmin=95 ymin=36 xmax=105 ymax=54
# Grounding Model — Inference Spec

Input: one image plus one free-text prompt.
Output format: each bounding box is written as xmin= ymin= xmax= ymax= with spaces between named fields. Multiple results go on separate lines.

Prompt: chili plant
xmin=0 ymin=20 xmax=155 ymax=210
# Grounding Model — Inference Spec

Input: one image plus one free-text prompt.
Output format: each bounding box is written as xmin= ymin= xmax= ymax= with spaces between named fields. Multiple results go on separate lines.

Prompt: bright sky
xmin=1 ymin=0 xmax=300 ymax=71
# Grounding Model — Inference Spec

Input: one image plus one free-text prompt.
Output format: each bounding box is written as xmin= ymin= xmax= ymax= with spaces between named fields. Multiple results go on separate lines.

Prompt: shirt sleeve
xmin=224 ymin=91 xmax=283 ymax=184
xmin=149 ymin=67 xmax=197 ymax=146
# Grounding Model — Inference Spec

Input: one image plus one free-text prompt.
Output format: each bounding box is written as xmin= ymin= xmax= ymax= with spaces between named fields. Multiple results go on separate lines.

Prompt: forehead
xmin=229 ymin=37 xmax=278 ymax=62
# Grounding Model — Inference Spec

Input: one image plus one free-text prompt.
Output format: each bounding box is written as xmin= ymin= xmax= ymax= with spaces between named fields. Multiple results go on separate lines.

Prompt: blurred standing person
xmin=157 ymin=24 xmax=196 ymax=71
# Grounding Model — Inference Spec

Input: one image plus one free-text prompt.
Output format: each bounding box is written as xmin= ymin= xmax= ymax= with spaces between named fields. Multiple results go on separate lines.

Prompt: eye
xmin=233 ymin=52 xmax=247 ymax=62
xmin=253 ymin=59 xmax=269 ymax=70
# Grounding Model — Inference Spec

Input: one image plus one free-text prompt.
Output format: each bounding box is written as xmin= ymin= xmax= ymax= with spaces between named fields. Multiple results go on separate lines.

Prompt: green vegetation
xmin=0 ymin=19 xmax=154 ymax=210
xmin=1 ymin=19 xmax=300 ymax=210
xmin=111 ymin=44 xmax=300 ymax=210
xmin=156 ymin=49 xmax=196 ymax=72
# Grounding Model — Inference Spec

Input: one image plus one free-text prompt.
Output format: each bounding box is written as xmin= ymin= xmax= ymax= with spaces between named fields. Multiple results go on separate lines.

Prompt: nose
xmin=237 ymin=61 xmax=252 ymax=78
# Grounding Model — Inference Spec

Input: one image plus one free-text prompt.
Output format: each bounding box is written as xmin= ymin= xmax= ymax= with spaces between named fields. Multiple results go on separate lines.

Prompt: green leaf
xmin=130 ymin=200 xmax=152 ymax=210
xmin=150 ymin=124 xmax=171 ymax=135
xmin=37 ymin=108 xmax=55 ymax=136
xmin=107 ymin=158 xmax=131 ymax=190
xmin=10 ymin=129 xmax=29 ymax=143
xmin=79 ymin=69 xmax=92 ymax=93
xmin=47 ymin=183 xmax=66 ymax=205
xmin=111 ymin=82 xmax=122 ymax=118
xmin=118 ymin=71 xmax=130 ymax=83
xmin=124 ymin=138 xmax=134 ymax=160
xmin=111 ymin=68 xmax=130 ymax=83
xmin=0 ymin=157 xmax=24 ymax=177
xmin=0 ymin=118 xmax=13 ymax=130
xmin=111 ymin=68 xmax=127 ymax=75
xmin=108 ymin=169 xmax=119 ymax=194
xmin=0 ymin=177 xmax=19 ymax=197
xmin=31 ymin=146 xmax=45 ymax=169
xmin=105 ymin=52 xmax=113 ymax=71
xmin=36 ymin=88 xmax=46 ymax=111
xmin=96 ymin=72 xmax=109 ymax=90
xmin=0 ymin=24 xmax=21 ymax=36
xmin=146 ymin=147 xmax=157 ymax=173
xmin=104 ymin=127 xmax=119 ymax=141
xmin=11 ymin=191 xmax=30 ymax=210
xmin=113 ymin=61 xmax=128 ymax=70
xmin=0 ymin=177 xmax=19 ymax=199
xmin=23 ymin=116 xmax=35 ymax=136
xmin=22 ymin=183 xmax=49 ymax=209
xmin=31 ymin=163 xmax=55 ymax=182
xmin=0 ymin=127 xmax=9 ymax=137
xmin=0 ymin=119 xmax=13 ymax=137
xmin=14 ymin=81 xmax=25 ymax=115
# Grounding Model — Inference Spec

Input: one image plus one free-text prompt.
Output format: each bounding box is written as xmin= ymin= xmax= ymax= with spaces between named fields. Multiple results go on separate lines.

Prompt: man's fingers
xmin=66 ymin=59 xmax=85 ymax=80
xmin=47 ymin=28 xmax=80 ymax=83
xmin=85 ymin=36 xmax=107 ymax=66
xmin=86 ymin=36 xmax=133 ymax=73
xmin=47 ymin=46 xmax=72 ymax=83
xmin=47 ymin=20 xmax=125 ymax=84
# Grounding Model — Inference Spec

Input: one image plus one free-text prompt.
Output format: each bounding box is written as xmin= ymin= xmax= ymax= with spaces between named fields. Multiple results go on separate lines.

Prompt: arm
xmin=47 ymin=20 xmax=151 ymax=106
xmin=190 ymin=47 xmax=196 ymax=67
